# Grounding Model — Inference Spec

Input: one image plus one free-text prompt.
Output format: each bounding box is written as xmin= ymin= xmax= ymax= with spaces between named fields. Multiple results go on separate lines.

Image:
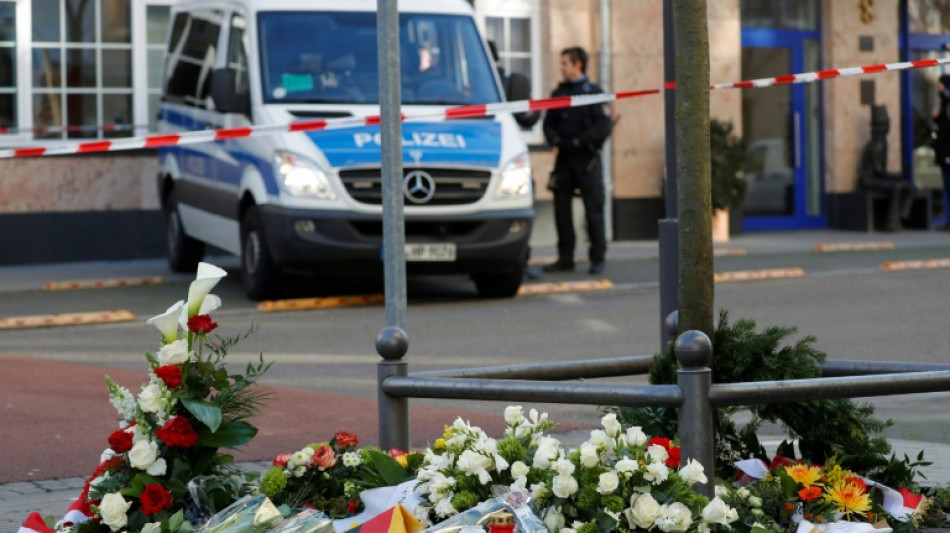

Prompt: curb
xmin=0 ymin=310 xmax=135 ymax=330
xmin=714 ymin=267 xmax=806 ymax=283
xmin=881 ymin=258 xmax=950 ymax=271
xmin=814 ymin=242 xmax=894 ymax=253
xmin=518 ymin=279 xmax=615 ymax=295
xmin=42 ymin=277 xmax=165 ymax=291
xmin=257 ymin=294 xmax=385 ymax=312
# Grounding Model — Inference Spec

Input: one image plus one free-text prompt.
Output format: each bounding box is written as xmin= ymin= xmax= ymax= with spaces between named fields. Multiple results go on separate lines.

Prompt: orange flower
xmin=784 ymin=503 xmax=797 ymax=513
xmin=786 ymin=464 xmax=823 ymax=487
xmin=799 ymin=486 xmax=823 ymax=502
xmin=845 ymin=476 xmax=867 ymax=492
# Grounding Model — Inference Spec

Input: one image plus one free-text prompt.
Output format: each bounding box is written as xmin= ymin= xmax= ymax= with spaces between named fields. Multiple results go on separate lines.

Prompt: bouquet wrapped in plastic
xmin=199 ymin=495 xmax=283 ymax=533
xmin=420 ymin=491 xmax=546 ymax=533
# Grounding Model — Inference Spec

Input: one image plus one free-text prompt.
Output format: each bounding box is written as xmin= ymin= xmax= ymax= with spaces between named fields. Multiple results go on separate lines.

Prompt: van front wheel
xmin=164 ymin=190 xmax=204 ymax=272
xmin=472 ymin=263 xmax=524 ymax=299
xmin=241 ymin=207 xmax=282 ymax=300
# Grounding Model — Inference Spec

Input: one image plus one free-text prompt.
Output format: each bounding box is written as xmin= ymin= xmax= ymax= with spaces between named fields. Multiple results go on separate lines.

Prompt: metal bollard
xmin=665 ymin=310 xmax=679 ymax=350
xmin=377 ymin=326 xmax=410 ymax=451
xmin=675 ymin=329 xmax=715 ymax=498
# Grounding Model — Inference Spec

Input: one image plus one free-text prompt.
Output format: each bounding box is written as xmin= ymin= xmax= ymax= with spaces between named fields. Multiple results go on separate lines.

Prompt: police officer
xmin=543 ymin=47 xmax=612 ymax=274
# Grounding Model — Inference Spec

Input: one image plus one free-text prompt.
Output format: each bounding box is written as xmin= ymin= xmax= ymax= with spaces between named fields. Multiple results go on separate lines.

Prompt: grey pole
xmin=658 ymin=0 xmax=680 ymax=350
xmin=599 ymin=0 xmax=614 ymax=242
xmin=377 ymin=326 xmax=410 ymax=451
xmin=377 ymin=0 xmax=407 ymax=330
xmin=674 ymin=330 xmax=714 ymax=498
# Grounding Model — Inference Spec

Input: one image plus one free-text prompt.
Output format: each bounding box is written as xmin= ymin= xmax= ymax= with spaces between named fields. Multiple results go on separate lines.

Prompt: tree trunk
xmin=674 ymin=0 xmax=714 ymax=336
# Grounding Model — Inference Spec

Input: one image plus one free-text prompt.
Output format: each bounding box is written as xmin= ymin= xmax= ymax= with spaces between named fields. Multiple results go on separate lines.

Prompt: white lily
xmin=179 ymin=293 xmax=222 ymax=330
xmin=146 ymin=300 xmax=184 ymax=344
xmin=186 ymin=263 xmax=227 ymax=317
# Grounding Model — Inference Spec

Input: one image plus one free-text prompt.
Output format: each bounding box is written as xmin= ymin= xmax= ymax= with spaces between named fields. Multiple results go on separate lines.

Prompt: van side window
xmin=227 ymin=13 xmax=250 ymax=100
xmin=163 ymin=10 xmax=222 ymax=107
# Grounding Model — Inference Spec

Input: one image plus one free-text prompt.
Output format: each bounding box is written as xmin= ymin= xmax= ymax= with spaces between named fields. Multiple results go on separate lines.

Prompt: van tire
xmin=241 ymin=206 xmax=282 ymax=300
xmin=472 ymin=263 xmax=524 ymax=299
xmin=164 ymin=189 xmax=204 ymax=272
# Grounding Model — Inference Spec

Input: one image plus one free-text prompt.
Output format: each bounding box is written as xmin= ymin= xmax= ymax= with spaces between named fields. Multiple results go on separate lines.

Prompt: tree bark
xmin=673 ymin=0 xmax=714 ymax=336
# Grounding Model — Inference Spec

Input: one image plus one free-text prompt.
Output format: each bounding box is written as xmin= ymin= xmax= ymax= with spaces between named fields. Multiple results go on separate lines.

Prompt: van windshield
xmin=258 ymin=11 xmax=502 ymax=106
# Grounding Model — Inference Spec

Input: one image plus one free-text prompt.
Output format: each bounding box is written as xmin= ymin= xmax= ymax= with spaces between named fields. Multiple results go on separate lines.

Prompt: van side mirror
xmin=506 ymin=72 xmax=531 ymax=102
xmin=210 ymin=68 xmax=250 ymax=116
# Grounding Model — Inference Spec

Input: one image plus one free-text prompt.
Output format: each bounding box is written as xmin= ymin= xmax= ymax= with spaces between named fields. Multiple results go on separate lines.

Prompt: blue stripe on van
xmin=304 ymin=121 xmax=502 ymax=169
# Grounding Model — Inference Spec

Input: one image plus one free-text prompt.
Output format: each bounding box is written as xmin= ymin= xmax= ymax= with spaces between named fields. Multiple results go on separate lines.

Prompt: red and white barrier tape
xmin=1 ymin=57 xmax=948 ymax=159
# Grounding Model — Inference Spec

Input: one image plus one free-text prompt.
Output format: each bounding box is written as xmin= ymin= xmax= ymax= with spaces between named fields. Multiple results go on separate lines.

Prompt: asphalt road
xmin=1 ymin=232 xmax=950 ymax=484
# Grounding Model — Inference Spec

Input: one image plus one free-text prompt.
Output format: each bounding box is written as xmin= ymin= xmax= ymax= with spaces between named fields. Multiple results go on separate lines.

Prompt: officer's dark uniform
xmin=542 ymin=76 xmax=612 ymax=269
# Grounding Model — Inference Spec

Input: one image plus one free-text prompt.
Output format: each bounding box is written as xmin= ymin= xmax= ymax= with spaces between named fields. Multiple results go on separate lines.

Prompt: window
xmin=909 ymin=0 xmax=950 ymax=34
xmin=740 ymin=0 xmax=819 ymax=31
xmin=145 ymin=4 xmax=171 ymax=129
xmin=31 ymin=0 xmax=133 ymax=139
xmin=226 ymin=13 xmax=249 ymax=101
xmin=475 ymin=0 xmax=542 ymax=142
xmin=0 ymin=0 xmax=15 ymax=131
xmin=163 ymin=10 xmax=222 ymax=107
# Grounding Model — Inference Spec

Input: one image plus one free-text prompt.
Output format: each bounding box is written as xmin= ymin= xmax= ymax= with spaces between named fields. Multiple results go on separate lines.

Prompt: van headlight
xmin=495 ymin=153 xmax=533 ymax=199
xmin=273 ymin=150 xmax=336 ymax=200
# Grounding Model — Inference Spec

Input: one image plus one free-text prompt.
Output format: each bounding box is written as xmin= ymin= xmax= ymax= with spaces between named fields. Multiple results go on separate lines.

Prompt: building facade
xmin=0 ymin=0 xmax=947 ymax=264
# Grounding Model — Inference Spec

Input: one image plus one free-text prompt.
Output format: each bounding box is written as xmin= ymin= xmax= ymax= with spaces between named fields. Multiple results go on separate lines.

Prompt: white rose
xmin=601 ymin=413 xmax=622 ymax=437
xmin=138 ymin=383 xmax=165 ymax=414
xmin=589 ymin=430 xmax=612 ymax=450
xmin=511 ymin=461 xmax=530 ymax=478
xmin=597 ymin=471 xmax=619 ymax=494
xmin=504 ymin=405 xmax=524 ymax=426
xmin=678 ymin=458 xmax=708 ymax=486
xmin=531 ymin=482 xmax=548 ymax=499
xmin=142 ymin=523 xmax=162 ymax=533
xmin=544 ymin=507 xmax=566 ymax=532
xmin=645 ymin=462 xmax=670 ymax=484
xmin=533 ymin=439 xmax=560 ymax=470
xmin=579 ymin=443 xmax=600 ymax=468
xmin=626 ymin=426 xmax=648 ymax=447
xmin=737 ymin=487 xmax=751 ymax=499
xmin=156 ymin=338 xmax=191 ymax=366
xmin=551 ymin=474 xmax=579 ymax=498
xmin=434 ymin=497 xmax=458 ymax=518
xmin=146 ymin=458 xmax=167 ymax=476
xmin=615 ymin=458 xmax=639 ymax=475
xmin=555 ymin=458 xmax=576 ymax=476
xmin=625 ymin=493 xmax=661 ymax=529
xmin=657 ymin=503 xmax=693 ymax=533
xmin=701 ymin=497 xmax=738 ymax=526
xmin=647 ymin=444 xmax=669 ymax=464
xmin=98 ymin=493 xmax=132 ymax=531
xmin=99 ymin=448 xmax=116 ymax=463
xmin=128 ymin=440 xmax=159 ymax=470
xmin=748 ymin=496 xmax=763 ymax=508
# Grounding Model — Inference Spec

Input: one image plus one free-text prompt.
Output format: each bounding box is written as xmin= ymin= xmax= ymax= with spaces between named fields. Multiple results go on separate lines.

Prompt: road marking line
xmin=0 ymin=310 xmax=135 ymax=330
xmin=518 ymin=279 xmax=615 ymax=296
xmin=881 ymin=258 xmax=950 ymax=271
xmin=814 ymin=241 xmax=894 ymax=252
xmin=257 ymin=294 xmax=386 ymax=312
xmin=714 ymin=268 xmax=805 ymax=283
xmin=42 ymin=276 xmax=165 ymax=291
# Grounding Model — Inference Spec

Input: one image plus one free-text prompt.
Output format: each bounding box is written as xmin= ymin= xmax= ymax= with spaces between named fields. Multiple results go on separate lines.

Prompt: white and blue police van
xmin=157 ymin=0 xmax=534 ymax=300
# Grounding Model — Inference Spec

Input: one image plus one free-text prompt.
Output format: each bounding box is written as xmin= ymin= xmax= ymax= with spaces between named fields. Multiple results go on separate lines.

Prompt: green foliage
xmin=611 ymin=310 xmax=921 ymax=487
xmin=451 ymin=490 xmax=480 ymax=511
xmin=710 ymin=118 xmax=747 ymax=211
xmin=497 ymin=437 xmax=526 ymax=464
xmin=261 ymin=467 xmax=288 ymax=500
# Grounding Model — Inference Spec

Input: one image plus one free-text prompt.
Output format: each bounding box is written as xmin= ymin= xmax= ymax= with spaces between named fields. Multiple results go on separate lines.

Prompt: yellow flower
xmin=442 ymin=426 xmax=453 ymax=439
xmin=395 ymin=454 xmax=409 ymax=468
xmin=824 ymin=465 xmax=847 ymax=486
xmin=824 ymin=481 xmax=871 ymax=518
xmin=785 ymin=464 xmax=823 ymax=487
xmin=434 ymin=438 xmax=446 ymax=449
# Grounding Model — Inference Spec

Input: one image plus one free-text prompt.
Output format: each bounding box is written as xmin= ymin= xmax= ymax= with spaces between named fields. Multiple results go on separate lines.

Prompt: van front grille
xmin=339 ymin=167 xmax=492 ymax=206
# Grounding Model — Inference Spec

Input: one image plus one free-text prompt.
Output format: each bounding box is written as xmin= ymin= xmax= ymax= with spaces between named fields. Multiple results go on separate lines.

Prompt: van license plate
xmin=405 ymin=243 xmax=457 ymax=262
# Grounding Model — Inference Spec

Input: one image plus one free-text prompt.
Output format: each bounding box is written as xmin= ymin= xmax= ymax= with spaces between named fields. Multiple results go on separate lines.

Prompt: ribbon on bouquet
xmin=18 ymin=498 xmax=92 ymax=533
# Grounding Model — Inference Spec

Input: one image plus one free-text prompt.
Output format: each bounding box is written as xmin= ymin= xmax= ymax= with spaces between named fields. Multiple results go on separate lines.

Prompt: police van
xmin=157 ymin=0 xmax=534 ymax=300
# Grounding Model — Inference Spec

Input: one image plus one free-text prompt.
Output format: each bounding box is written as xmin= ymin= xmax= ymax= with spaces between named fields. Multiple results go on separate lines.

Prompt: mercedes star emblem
xmin=403 ymin=170 xmax=436 ymax=204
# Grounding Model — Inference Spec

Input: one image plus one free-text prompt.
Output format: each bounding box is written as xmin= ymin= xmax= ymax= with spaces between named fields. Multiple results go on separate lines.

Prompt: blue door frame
xmin=899 ymin=1 xmax=950 ymax=225
xmin=741 ymin=27 xmax=826 ymax=231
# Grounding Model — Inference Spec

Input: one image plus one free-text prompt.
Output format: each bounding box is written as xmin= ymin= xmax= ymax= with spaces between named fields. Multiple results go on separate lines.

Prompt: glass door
xmin=740 ymin=28 xmax=825 ymax=230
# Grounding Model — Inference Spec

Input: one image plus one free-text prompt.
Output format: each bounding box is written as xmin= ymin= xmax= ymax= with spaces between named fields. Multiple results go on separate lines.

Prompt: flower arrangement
xmin=70 ymin=263 xmax=270 ymax=533
xmin=415 ymin=406 xmax=739 ymax=533
xmin=720 ymin=459 xmax=894 ymax=533
xmin=259 ymin=432 xmax=422 ymax=518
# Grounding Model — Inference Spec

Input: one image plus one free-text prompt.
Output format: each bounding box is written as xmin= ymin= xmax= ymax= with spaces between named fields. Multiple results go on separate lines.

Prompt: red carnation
xmin=154 ymin=365 xmax=183 ymax=388
xmin=108 ymin=429 xmax=133 ymax=454
xmin=187 ymin=314 xmax=218 ymax=334
xmin=140 ymin=484 xmax=173 ymax=515
xmin=388 ymin=447 xmax=406 ymax=458
xmin=348 ymin=499 xmax=359 ymax=514
xmin=647 ymin=437 xmax=671 ymax=449
xmin=666 ymin=445 xmax=682 ymax=468
xmin=335 ymin=431 xmax=359 ymax=448
xmin=156 ymin=416 xmax=199 ymax=448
